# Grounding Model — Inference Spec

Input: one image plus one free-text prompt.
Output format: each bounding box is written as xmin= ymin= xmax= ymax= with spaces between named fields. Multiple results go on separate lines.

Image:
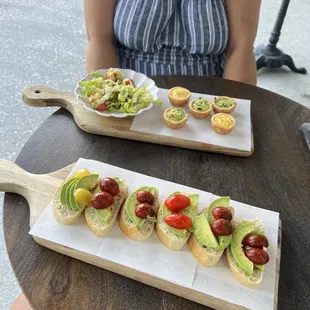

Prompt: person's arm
xmin=224 ymin=0 xmax=261 ymax=85
xmin=84 ymin=0 xmax=118 ymax=73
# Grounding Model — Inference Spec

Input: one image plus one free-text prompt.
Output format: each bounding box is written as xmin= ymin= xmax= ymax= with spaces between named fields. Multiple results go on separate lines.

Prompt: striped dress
xmin=114 ymin=0 xmax=228 ymax=77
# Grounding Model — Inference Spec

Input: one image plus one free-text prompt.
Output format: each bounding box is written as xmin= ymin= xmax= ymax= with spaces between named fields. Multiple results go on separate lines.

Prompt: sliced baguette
xmin=226 ymin=247 xmax=263 ymax=288
xmin=119 ymin=187 xmax=159 ymax=241
xmin=226 ymin=219 xmax=264 ymax=288
xmin=156 ymin=192 xmax=195 ymax=251
xmin=188 ymin=233 xmax=223 ymax=266
xmin=85 ymin=181 xmax=128 ymax=237
xmin=53 ymin=187 xmax=83 ymax=225
xmin=188 ymin=206 xmax=235 ymax=266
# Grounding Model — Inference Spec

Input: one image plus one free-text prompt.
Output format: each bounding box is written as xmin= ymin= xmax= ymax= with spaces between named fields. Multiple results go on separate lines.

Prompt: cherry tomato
xmin=91 ymin=192 xmax=114 ymax=209
xmin=165 ymin=194 xmax=190 ymax=212
xmin=212 ymin=207 xmax=233 ymax=221
xmin=96 ymin=102 xmax=107 ymax=112
xmin=210 ymin=219 xmax=233 ymax=236
xmin=98 ymin=177 xmax=120 ymax=196
xmin=135 ymin=203 xmax=155 ymax=219
xmin=164 ymin=214 xmax=192 ymax=230
xmin=244 ymin=247 xmax=270 ymax=265
xmin=136 ymin=190 xmax=155 ymax=205
xmin=123 ymin=79 xmax=135 ymax=87
xmin=106 ymin=72 xmax=119 ymax=81
xmin=243 ymin=234 xmax=269 ymax=249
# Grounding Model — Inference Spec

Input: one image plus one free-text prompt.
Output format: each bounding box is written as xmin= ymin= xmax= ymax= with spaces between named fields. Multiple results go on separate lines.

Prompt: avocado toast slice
xmin=156 ymin=192 xmax=199 ymax=251
xmin=119 ymin=186 xmax=159 ymax=241
xmin=188 ymin=197 xmax=235 ymax=266
xmin=85 ymin=178 xmax=128 ymax=237
xmin=53 ymin=173 xmax=99 ymax=225
xmin=226 ymin=219 xmax=265 ymax=288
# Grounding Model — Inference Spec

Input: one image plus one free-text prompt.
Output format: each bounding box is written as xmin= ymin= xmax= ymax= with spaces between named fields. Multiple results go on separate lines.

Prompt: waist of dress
xmin=116 ymin=45 xmax=224 ymax=65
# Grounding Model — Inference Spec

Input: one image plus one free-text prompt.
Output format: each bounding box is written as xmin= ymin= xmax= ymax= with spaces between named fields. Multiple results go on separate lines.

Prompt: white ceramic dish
xmin=75 ymin=69 xmax=159 ymax=118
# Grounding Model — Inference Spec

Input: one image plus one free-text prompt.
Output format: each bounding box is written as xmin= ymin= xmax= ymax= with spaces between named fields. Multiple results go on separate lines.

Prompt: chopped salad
xmin=80 ymin=69 xmax=162 ymax=114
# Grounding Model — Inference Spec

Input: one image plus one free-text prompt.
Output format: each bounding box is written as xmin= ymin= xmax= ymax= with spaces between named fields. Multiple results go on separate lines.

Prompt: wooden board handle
xmin=0 ymin=160 xmax=62 ymax=207
xmin=0 ymin=160 xmax=34 ymax=197
xmin=22 ymin=86 xmax=75 ymax=111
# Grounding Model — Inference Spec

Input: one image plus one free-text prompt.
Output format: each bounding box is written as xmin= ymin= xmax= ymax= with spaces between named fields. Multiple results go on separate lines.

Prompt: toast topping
xmin=162 ymin=192 xmax=199 ymax=238
xmin=126 ymin=186 xmax=157 ymax=228
xmin=94 ymin=178 xmax=124 ymax=224
xmin=193 ymin=197 xmax=234 ymax=251
xmin=60 ymin=173 xmax=99 ymax=211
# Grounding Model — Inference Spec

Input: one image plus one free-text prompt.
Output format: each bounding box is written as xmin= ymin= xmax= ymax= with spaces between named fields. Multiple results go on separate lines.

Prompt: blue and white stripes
xmin=114 ymin=0 xmax=228 ymax=77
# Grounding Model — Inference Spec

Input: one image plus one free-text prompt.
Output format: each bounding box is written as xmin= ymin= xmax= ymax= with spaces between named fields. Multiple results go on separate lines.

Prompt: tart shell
xmin=163 ymin=108 xmax=188 ymax=129
xmin=168 ymin=87 xmax=191 ymax=107
xmin=212 ymin=96 xmax=237 ymax=114
xmin=211 ymin=113 xmax=236 ymax=135
xmin=189 ymin=99 xmax=212 ymax=119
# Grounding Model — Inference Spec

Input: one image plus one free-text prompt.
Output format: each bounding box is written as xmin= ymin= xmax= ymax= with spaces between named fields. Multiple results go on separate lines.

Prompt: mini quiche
xmin=168 ymin=87 xmax=191 ymax=107
xmin=211 ymin=113 xmax=236 ymax=135
xmin=163 ymin=108 xmax=188 ymax=129
xmin=189 ymin=97 xmax=212 ymax=119
xmin=212 ymin=96 xmax=237 ymax=114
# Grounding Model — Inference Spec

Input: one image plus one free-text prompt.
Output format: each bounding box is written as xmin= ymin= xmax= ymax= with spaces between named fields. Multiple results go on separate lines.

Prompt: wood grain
xmin=0 ymin=160 xmax=281 ymax=310
xmin=2 ymin=75 xmax=310 ymax=310
xmin=22 ymin=85 xmax=254 ymax=157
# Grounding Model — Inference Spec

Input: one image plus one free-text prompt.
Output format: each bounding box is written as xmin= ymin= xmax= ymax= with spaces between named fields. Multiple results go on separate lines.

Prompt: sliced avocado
xmin=193 ymin=214 xmax=219 ymax=248
xmin=231 ymin=222 xmax=255 ymax=275
xmin=207 ymin=196 xmax=230 ymax=224
xmin=188 ymin=193 xmax=199 ymax=218
xmin=113 ymin=177 xmax=122 ymax=186
xmin=162 ymin=193 xmax=199 ymax=238
xmin=148 ymin=187 xmax=156 ymax=196
xmin=255 ymin=264 xmax=265 ymax=271
xmin=166 ymin=193 xmax=199 ymax=219
xmin=60 ymin=178 xmax=76 ymax=205
xmin=93 ymin=178 xmax=123 ymax=224
xmin=125 ymin=186 xmax=157 ymax=229
xmin=113 ymin=177 xmax=125 ymax=189
xmin=219 ymin=235 xmax=232 ymax=250
xmin=206 ymin=197 xmax=232 ymax=249
xmin=75 ymin=174 xmax=99 ymax=192
xmin=162 ymin=204 xmax=172 ymax=217
xmin=162 ymin=203 xmax=187 ymax=238
xmin=95 ymin=208 xmax=112 ymax=224
xmin=68 ymin=179 xmax=79 ymax=211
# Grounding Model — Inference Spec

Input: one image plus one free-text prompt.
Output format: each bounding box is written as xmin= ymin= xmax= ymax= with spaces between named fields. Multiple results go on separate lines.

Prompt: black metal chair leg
xmin=256 ymin=55 xmax=267 ymax=71
xmin=255 ymin=0 xmax=307 ymax=74
xmin=282 ymin=54 xmax=307 ymax=74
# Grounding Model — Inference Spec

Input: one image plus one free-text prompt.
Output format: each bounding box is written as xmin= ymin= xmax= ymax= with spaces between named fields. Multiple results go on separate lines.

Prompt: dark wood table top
xmin=3 ymin=76 xmax=310 ymax=310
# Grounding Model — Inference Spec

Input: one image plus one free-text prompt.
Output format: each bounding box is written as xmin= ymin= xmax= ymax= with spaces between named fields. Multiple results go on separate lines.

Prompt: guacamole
xmin=214 ymin=97 xmax=236 ymax=108
xmin=166 ymin=108 xmax=187 ymax=122
xmin=192 ymin=97 xmax=211 ymax=112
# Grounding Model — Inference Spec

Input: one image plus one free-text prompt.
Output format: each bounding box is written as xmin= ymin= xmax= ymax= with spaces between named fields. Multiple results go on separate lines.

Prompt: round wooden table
xmin=3 ymin=76 xmax=310 ymax=310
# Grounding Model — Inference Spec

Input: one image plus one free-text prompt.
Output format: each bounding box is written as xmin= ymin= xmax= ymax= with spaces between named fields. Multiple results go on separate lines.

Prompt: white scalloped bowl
xmin=75 ymin=69 xmax=159 ymax=118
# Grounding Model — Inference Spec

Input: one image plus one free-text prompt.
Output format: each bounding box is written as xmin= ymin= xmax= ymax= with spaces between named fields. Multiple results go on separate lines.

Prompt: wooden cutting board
xmin=22 ymin=86 xmax=254 ymax=157
xmin=0 ymin=160 xmax=280 ymax=310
